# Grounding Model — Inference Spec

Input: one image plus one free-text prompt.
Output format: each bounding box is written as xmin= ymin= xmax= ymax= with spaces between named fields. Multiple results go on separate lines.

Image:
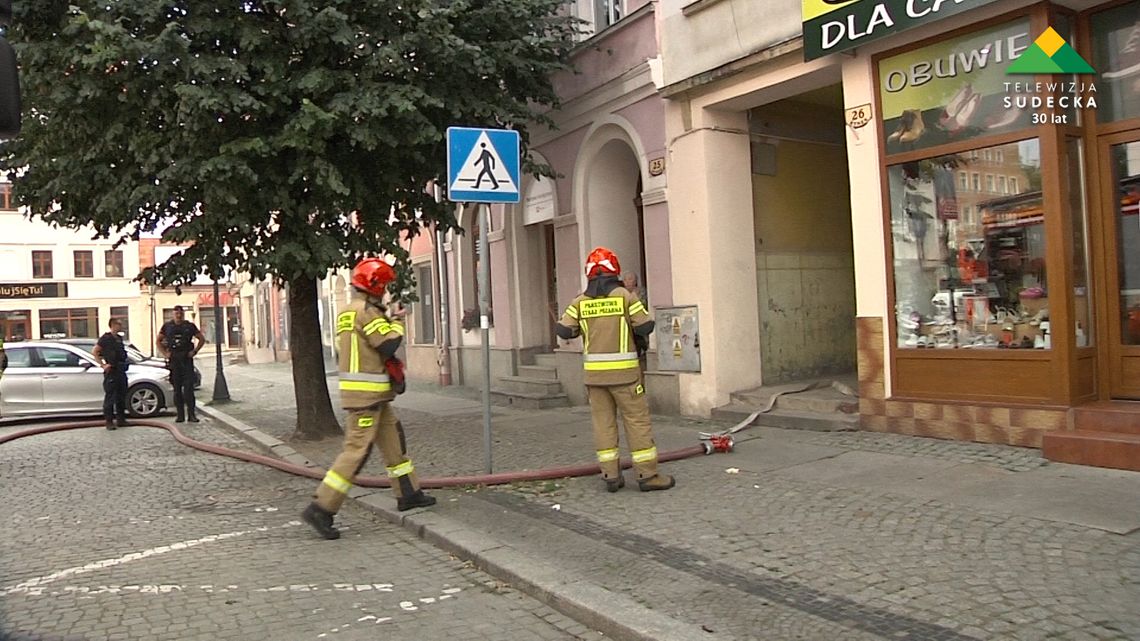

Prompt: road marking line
xmin=1 ymin=521 xmax=300 ymax=597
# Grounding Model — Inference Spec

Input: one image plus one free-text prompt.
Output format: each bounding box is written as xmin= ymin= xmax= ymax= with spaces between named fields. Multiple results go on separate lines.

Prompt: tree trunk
xmin=287 ymin=275 xmax=342 ymax=440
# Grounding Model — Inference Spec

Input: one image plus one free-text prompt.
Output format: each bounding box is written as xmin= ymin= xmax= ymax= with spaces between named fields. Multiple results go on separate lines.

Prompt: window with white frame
xmin=594 ymin=0 xmax=624 ymax=30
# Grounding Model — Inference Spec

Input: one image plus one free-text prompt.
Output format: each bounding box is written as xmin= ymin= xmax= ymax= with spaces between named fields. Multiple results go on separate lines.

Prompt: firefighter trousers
xmin=588 ymin=380 xmax=659 ymax=481
xmin=313 ymin=402 xmax=420 ymax=514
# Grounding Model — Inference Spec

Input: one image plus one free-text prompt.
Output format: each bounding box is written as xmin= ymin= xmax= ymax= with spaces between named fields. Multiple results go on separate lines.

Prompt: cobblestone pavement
xmin=786 ymin=430 xmax=1049 ymax=472
xmin=0 ymin=418 xmax=607 ymax=641
xmin=198 ymin=361 xmax=1140 ymax=641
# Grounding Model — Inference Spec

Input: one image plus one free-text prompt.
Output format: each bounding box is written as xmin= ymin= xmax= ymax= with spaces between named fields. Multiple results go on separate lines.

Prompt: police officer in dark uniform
xmin=94 ymin=318 xmax=130 ymax=430
xmin=158 ymin=305 xmax=206 ymax=422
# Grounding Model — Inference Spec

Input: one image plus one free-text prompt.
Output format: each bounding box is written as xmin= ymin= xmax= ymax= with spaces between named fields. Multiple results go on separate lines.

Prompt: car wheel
xmin=129 ymin=383 xmax=163 ymax=418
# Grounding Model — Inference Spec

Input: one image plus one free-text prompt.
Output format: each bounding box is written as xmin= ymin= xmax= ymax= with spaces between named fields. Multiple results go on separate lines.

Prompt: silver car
xmin=0 ymin=341 xmax=175 ymax=418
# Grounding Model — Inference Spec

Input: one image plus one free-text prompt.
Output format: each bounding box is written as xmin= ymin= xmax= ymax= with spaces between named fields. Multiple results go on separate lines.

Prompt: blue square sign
xmin=447 ymin=127 xmax=520 ymax=203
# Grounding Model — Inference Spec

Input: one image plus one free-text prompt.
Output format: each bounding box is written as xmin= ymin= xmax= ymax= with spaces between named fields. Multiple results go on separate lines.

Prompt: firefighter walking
xmin=557 ymin=247 xmax=675 ymax=492
xmin=302 ymin=258 xmax=436 ymax=540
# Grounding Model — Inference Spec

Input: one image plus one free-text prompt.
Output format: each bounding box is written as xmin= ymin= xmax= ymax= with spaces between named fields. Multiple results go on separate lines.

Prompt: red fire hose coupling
xmin=701 ymin=434 xmax=734 ymax=454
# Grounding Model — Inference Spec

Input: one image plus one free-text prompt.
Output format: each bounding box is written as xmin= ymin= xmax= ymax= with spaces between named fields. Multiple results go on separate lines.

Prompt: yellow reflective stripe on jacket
xmin=350 ymin=334 xmax=360 ymax=372
xmin=583 ymin=351 xmax=639 ymax=371
xmin=336 ymin=311 xmax=356 ymax=334
xmin=596 ymin=448 xmax=619 ymax=463
xmin=339 ymin=380 xmax=392 ymax=393
xmin=386 ymin=460 xmax=414 ymax=478
xmin=584 ymin=352 xmax=639 ymax=362
xmin=619 ymin=316 xmax=629 ymax=354
xmin=631 ymin=446 xmax=658 ymax=463
xmin=364 ymin=318 xmax=405 ymax=336
xmin=584 ymin=359 xmax=640 ymax=371
xmin=564 ymin=305 xmax=579 ymax=320
xmin=341 ymin=372 xmax=390 ymax=384
xmin=629 ymin=301 xmax=647 ymax=316
xmin=322 ymin=470 xmax=353 ymax=494
xmin=581 ymin=318 xmax=590 ymax=353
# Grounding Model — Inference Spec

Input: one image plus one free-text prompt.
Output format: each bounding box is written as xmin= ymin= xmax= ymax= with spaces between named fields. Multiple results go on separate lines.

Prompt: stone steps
xmin=518 ymin=365 xmax=559 ymax=381
xmin=1043 ymin=430 xmax=1140 ymax=472
xmin=489 ymin=389 xmax=571 ymax=410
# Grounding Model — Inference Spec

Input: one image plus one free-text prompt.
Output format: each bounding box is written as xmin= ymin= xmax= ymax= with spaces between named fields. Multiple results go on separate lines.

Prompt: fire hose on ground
xmin=0 ymin=418 xmax=740 ymax=488
xmin=0 ymin=380 xmax=860 ymax=485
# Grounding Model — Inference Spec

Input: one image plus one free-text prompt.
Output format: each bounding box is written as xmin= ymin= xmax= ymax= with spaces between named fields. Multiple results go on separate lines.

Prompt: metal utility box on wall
xmin=655 ymin=306 xmax=700 ymax=372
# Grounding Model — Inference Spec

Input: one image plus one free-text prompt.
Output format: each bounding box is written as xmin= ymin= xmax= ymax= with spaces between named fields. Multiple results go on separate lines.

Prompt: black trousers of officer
xmin=169 ymin=356 xmax=196 ymax=417
xmin=102 ymin=367 xmax=128 ymax=421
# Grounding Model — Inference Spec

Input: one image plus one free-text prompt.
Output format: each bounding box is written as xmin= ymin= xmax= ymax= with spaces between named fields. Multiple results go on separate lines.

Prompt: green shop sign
xmin=803 ymin=0 xmax=1002 ymax=61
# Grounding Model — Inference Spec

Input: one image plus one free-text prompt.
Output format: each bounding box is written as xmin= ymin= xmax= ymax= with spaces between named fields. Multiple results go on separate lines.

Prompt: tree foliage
xmin=4 ymin=0 xmax=578 ymax=439
xmin=4 ymin=0 xmax=577 ymax=292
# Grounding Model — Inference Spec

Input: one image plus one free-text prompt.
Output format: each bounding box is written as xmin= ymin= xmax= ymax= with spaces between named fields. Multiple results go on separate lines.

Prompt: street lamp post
xmin=148 ymin=284 xmax=157 ymax=357
xmin=212 ymin=276 xmax=231 ymax=402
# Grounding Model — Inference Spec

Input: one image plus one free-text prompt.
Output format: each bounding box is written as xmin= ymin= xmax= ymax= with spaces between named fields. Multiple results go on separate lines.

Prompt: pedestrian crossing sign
xmin=447 ymin=127 xmax=521 ymax=204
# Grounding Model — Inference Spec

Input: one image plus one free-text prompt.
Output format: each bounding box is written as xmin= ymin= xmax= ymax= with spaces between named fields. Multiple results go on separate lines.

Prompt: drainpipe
xmin=434 ymin=184 xmax=453 ymax=386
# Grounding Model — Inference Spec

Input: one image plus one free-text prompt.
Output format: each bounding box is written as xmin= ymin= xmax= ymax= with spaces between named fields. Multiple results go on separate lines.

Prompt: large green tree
xmin=4 ymin=1 xmax=577 ymax=439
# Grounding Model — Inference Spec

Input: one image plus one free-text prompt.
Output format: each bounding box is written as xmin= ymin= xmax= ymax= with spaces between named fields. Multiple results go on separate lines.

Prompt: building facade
xmin=400 ymin=0 xmax=681 ymax=411
xmin=656 ymin=0 xmax=1140 ymax=468
xmin=0 ymin=182 xmax=146 ymax=346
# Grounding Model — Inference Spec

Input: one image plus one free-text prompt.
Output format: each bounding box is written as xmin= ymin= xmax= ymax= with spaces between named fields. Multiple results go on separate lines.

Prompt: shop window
xmin=414 ymin=264 xmax=436 ymax=345
xmin=891 ymin=139 xmax=1047 ymax=350
xmin=1091 ymin=1 xmax=1140 ymax=124
xmin=39 ymin=307 xmax=98 ymax=339
xmin=0 ymin=182 xmax=12 ymax=211
xmin=105 ymin=250 xmax=124 ymax=278
xmin=110 ymin=306 xmax=130 ymax=339
xmin=73 ymin=250 xmax=94 ymax=278
xmin=0 ymin=309 xmax=30 ymax=342
xmin=32 ymin=250 xmax=53 ymax=279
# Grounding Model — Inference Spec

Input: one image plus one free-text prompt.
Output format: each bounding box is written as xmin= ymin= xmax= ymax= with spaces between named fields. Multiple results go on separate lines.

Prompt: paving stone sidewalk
xmin=0 ymin=418 xmax=609 ymax=641
xmin=196 ymin=361 xmax=1140 ymax=641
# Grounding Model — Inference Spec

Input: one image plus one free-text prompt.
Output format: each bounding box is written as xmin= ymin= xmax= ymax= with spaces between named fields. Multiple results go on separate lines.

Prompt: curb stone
xmin=198 ymin=404 xmax=727 ymax=641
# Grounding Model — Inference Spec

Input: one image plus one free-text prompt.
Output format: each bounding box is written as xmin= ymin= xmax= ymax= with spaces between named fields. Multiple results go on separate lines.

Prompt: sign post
xmin=446 ymin=126 xmax=521 ymax=474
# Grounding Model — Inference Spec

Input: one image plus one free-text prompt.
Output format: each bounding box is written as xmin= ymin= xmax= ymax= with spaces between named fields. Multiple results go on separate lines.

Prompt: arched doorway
xmin=585 ymin=138 xmax=646 ymax=295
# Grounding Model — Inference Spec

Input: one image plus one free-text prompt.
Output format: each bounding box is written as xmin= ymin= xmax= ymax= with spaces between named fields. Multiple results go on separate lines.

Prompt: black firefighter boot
xmin=638 ymin=474 xmax=676 ymax=492
xmin=105 ymin=418 xmax=117 ymax=431
xmin=301 ymin=503 xmax=341 ymax=540
xmin=396 ymin=476 xmax=436 ymax=512
xmin=605 ymin=475 xmax=625 ymax=493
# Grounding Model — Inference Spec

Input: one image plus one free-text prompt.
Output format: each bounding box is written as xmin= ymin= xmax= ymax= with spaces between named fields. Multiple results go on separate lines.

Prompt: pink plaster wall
xmin=552 ymin=11 xmax=658 ymax=103
xmin=536 ymin=126 xmax=589 ymax=217
xmin=555 ymin=223 xmax=584 ymax=316
xmin=615 ymin=96 xmax=666 ymax=158
xmin=642 ymin=201 xmax=672 ymax=308
xmin=408 ymin=229 xmax=435 ymax=261
xmin=490 ymin=235 xmax=513 ymax=348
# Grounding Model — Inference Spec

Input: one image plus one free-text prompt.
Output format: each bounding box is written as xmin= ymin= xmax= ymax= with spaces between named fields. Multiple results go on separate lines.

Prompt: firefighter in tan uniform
xmin=302 ymin=258 xmax=436 ymax=540
xmin=557 ymin=247 xmax=675 ymax=493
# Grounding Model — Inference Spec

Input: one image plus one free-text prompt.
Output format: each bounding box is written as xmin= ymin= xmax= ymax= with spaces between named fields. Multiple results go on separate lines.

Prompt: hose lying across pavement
xmin=0 ymin=419 xmax=731 ymax=488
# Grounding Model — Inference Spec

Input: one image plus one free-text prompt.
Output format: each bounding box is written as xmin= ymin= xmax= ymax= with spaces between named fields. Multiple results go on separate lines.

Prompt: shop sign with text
xmin=804 ymin=0 xmax=1001 ymax=61
xmin=879 ymin=19 xmax=1035 ymax=155
xmin=0 ymin=282 xmax=69 ymax=299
